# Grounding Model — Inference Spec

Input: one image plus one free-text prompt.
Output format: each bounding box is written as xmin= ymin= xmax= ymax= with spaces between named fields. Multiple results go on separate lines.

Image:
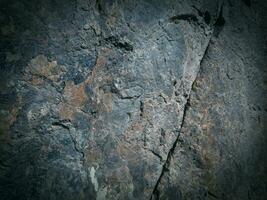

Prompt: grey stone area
xmin=0 ymin=0 xmax=266 ymax=199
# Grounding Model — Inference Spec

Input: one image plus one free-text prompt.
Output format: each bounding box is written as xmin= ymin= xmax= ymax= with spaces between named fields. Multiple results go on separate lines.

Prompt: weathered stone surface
xmin=0 ymin=0 xmax=266 ymax=200
xmin=152 ymin=1 xmax=267 ymax=199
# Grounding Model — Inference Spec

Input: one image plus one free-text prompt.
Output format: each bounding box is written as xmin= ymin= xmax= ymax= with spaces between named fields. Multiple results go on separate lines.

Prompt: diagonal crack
xmin=149 ymin=100 xmax=189 ymax=200
xmin=150 ymin=44 xmax=210 ymax=200
xmin=52 ymin=121 xmax=91 ymax=184
xmin=52 ymin=121 xmax=85 ymax=160
xmin=149 ymin=6 xmax=222 ymax=197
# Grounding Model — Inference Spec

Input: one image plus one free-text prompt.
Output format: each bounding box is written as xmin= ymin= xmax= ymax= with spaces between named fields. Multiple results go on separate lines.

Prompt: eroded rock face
xmin=153 ymin=1 xmax=267 ymax=200
xmin=0 ymin=0 xmax=266 ymax=200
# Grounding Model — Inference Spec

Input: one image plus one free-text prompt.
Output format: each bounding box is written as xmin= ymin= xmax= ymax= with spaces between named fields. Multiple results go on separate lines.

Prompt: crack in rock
xmin=149 ymin=101 xmax=189 ymax=200
xmin=52 ymin=121 xmax=85 ymax=163
xmin=149 ymin=10 xmax=221 ymax=198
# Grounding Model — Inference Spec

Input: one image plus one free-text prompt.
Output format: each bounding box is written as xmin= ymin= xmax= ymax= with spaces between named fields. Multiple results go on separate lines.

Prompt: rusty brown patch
xmin=58 ymin=104 xmax=75 ymax=121
xmin=63 ymin=81 xmax=87 ymax=106
xmin=28 ymin=55 xmax=56 ymax=76
xmin=116 ymin=143 xmax=140 ymax=163
xmin=59 ymin=81 xmax=88 ymax=120
xmin=85 ymin=48 xmax=112 ymax=84
xmin=199 ymin=117 xmax=220 ymax=172
xmin=25 ymin=55 xmax=66 ymax=85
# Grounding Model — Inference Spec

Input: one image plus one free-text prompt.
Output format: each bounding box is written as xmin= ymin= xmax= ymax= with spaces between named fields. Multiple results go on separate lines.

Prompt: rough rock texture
xmin=0 ymin=0 xmax=266 ymax=200
xmin=152 ymin=1 xmax=267 ymax=199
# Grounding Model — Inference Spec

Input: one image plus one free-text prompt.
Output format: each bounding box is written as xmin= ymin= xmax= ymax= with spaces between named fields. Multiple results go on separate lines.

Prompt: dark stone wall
xmin=0 ymin=0 xmax=266 ymax=199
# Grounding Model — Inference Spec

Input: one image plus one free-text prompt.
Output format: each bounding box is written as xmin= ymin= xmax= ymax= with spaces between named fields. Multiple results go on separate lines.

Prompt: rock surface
xmin=0 ymin=0 xmax=266 ymax=200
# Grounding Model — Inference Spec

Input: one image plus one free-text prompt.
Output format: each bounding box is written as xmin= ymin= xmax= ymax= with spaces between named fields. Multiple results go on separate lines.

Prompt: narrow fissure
xmin=149 ymin=16 xmax=216 ymax=198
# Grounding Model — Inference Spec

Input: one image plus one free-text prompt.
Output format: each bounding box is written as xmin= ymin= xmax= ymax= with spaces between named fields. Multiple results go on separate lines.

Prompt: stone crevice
xmin=149 ymin=100 xmax=189 ymax=200
xmin=52 ymin=121 xmax=85 ymax=160
xmin=149 ymin=19 xmax=216 ymax=199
